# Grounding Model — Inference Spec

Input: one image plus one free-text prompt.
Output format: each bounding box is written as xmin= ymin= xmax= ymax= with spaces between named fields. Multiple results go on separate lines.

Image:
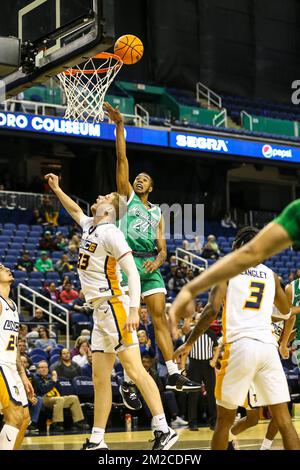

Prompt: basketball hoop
xmin=57 ymin=52 xmax=123 ymax=123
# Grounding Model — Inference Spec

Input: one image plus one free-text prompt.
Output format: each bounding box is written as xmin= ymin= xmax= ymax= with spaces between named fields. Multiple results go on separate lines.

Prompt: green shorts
xmin=122 ymin=256 xmax=166 ymax=298
xmin=274 ymin=199 xmax=300 ymax=248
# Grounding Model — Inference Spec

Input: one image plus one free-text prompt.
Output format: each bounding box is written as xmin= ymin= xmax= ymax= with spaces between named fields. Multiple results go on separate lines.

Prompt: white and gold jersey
xmin=78 ymin=216 xmax=131 ymax=302
xmin=0 ymin=296 xmax=19 ymax=366
xmin=222 ymin=263 xmax=277 ymax=346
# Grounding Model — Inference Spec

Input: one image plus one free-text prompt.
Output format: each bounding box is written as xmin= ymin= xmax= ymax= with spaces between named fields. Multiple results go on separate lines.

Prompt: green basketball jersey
xmin=291 ymin=278 xmax=300 ymax=339
xmin=119 ymin=192 xmax=161 ymax=252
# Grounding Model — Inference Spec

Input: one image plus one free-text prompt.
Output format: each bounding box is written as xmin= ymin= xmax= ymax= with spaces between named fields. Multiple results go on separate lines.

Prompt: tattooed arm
xmin=173 ymin=282 xmax=227 ymax=367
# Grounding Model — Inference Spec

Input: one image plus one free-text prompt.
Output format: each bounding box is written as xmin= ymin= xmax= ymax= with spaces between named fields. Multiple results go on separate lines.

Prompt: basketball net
xmin=57 ymin=52 xmax=123 ymax=123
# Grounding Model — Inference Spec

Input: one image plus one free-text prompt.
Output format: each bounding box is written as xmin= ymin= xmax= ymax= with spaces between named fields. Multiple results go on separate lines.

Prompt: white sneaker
xmin=171 ymin=416 xmax=188 ymax=427
xmin=81 ymin=438 xmax=108 ymax=450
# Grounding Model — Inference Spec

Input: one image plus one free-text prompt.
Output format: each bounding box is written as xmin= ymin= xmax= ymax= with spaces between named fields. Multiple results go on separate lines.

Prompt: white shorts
xmin=0 ymin=363 xmax=28 ymax=410
xmin=216 ymin=338 xmax=290 ymax=409
xmin=91 ymin=295 xmax=138 ymax=354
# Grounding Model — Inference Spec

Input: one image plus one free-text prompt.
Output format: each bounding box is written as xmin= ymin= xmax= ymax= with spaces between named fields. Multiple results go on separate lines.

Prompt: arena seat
xmin=72 ymin=376 xmax=94 ymax=399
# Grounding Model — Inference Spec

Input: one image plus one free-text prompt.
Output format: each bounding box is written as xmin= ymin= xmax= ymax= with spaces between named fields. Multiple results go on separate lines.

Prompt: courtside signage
xmin=0 ymin=112 xmax=168 ymax=147
xmin=170 ymin=132 xmax=300 ymax=163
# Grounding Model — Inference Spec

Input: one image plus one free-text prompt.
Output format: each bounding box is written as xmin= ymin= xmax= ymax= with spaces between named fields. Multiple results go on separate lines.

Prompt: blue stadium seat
xmin=13 ymin=237 xmax=25 ymax=244
xmin=71 ymin=313 xmax=89 ymax=324
xmin=30 ymin=225 xmax=43 ymax=232
xmin=10 ymin=243 xmax=23 ymax=251
xmin=4 ymin=262 xmax=14 ymax=270
xmin=58 ymin=378 xmax=75 ymax=395
xmin=50 ymin=347 xmax=63 ymax=357
xmin=4 ymin=255 xmax=17 ymax=263
xmin=31 ymin=354 xmax=48 ymax=364
xmin=45 ymin=272 xmax=60 ymax=281
xmin=29 ymin=348 xmax=48 ymax=359
xmin=72 ymin=376 xmax=94 ymax=398
xmin=24 ymin=243 xmax=36 ymax=251
xmin=286 ymin=262 xmax=295 ymax=269
xmin=6 ymin=250 xmax=19 ymax=257
xmin=0 ymin=236 xmax=11 ymax=244
xmin=2 ymin=230 xmax=13 ymax=236
xmin=13 ymin=271 xmax=28 ymax=279
xmin=49 ymin=354 xmax=60 ymax=365
xmin=4 ymin=223 xmax=16 ymax=230
xmin=0 ymin=243 xmax=7 ymax=251
xmin=15 ymin=230 xmax=28 ymax=238
xmin=18 ymin=224 xmax=29 ymax=231
xmin=28 ymin=279 xmax=43 ymax=289
xmin=58 ymin=227 xmax=69 ymax=236
xmin=29 ymin=272 xmax=45 ymax=279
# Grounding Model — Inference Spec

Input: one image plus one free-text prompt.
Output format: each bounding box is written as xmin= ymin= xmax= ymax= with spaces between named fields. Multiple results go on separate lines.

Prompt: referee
xmin=187 ymin=328 xmax=218 ymax=431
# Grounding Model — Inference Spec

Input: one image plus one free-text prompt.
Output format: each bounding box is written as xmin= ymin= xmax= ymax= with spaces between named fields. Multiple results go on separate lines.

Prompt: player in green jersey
xmin=103 ymin=102 xmax=201 ymax=400
xmin=169 ymin=199 xmax=300 ymax=330
xmin=286 ymin=278 xmax=300 ymax=341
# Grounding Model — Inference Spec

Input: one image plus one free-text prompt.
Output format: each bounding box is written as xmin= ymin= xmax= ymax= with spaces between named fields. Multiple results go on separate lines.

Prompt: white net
xmin=57 ymin=52 xmax=123 ymax=123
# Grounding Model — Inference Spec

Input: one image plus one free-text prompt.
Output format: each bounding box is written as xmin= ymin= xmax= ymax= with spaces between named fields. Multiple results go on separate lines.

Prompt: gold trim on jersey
xmin=105 ymin=257 xmax=122 ymax=296
xmin=108 ymin=297 xmax=133 ymax=346
xmin=215 ymin=343 xmax=231 ymax=401
xmin=222 ymin=299 xmax=227 ymax=343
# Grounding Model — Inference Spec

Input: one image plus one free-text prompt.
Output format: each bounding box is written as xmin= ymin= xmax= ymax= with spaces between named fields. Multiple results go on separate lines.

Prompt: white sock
xmin=260 ymin=437 xmax=273 ymax=450
xmin=0 ymin=424 xmax=19 ymax=450
xmin=152 ymin=414 xmax=169 ymax=434
xmin=90 ymin=427 xmax=105 ymax=444
xmin=124 ymin=370 xmax=134 ymax=384
xmin=166 ymin=360 xmax=179 ymax=376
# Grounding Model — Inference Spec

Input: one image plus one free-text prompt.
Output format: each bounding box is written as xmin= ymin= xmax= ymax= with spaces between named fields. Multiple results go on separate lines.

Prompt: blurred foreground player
xmin=174 ymin=228 xmax=300 ymax=450
xmin=104 ymin=102 xmax=200 ymax=398
xmin=45 ymin=174 xmax=178 ymax=450
xmin=0 ymin=264 xmax=34 ymax=450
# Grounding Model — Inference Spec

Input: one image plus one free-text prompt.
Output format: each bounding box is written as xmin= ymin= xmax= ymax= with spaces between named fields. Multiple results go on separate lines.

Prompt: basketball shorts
xmin=91 ymin=294 xmax=138 ymax=354
xmin=122 ymin=256 xmax=167 ymax=298
xmin=0 ymin=363 xmax=28 ymax=410
xmin=215 ymin=338 xmax=290 ymax=410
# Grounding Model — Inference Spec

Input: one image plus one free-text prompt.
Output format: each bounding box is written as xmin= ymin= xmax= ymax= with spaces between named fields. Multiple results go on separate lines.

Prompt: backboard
xmin=0 ymin=0 xmax=115 ymax=98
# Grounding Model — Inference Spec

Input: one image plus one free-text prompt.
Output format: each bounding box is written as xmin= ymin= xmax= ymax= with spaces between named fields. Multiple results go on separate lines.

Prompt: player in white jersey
xmin=0 ymin=264 xmax=34 ymax=450
xmin=174 ymin=227 xmax=300 ymax=450
xmin=45 ymin=173 xmax=178 ymax=451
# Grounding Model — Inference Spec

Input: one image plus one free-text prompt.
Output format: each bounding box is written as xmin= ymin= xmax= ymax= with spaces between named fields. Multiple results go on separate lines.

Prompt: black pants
xmin=188 ymin=358 xmax=217 ymax=426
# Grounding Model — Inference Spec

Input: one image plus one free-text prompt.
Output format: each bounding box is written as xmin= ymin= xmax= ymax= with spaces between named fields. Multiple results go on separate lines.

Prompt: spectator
xmin=66 ymin=243 xmax=78 ymax=265
xmin=186 ymin=269 xmax=195 ymax=281
xmin=201 ymin=235 xmax=220 ymax=260
xmin=58 ymin=275 xmax=71 ymax=293
xmin=72 ymin=290 xmax=93 ymax=317
xmin=19 ymin=324 xmax=29 ymax=342
xmin=55 ymin=254 xmax=74 ymax=275
xmin=182 ymin=240 xmax=190 ymax=251
xmin=31 ymin=208 xmax=45 ymax=225
xmin=69 ymin=234 xmax=81 ymax=250
xmin=221 ymin=213 xmax=237 ymax=229
xmin=138 ymin=305 xmax=156 ymax=352
xmin=42 ymin=282 xmax=60 ymax=303
xmin=167 ymin=267 xmax=187 ymax=294
xmin=69 ymin=222 xmax=81 ymax=239
xmin=28 ymin=307 xmax=48 ymax=330
xmin=51 ymin=348 xmax=82 ymax=379
xmin=137 ymin=330 xmax=155 ymax=358
xmin=39 ymin=195 xmax=59 ymax=226
xmin=35 ymin=251 xmax=54 ymax=273
xmin=81 ymin=350 xmax=93 ymax=377
xmin=70 ymin=335 xmax=86 ymax=359
xmin=72 ymin=341 xmax=90 ymax=367
xmin=21 ymin=355 xmax=42 ymax=435
xmin=190 ymin=236 xmax=202 ymax=253
xmin=39 ymin=231 xmax=57 ymax=252
xmin=35 ymin=361 xmax=89 ymax=433
xmin=35 ymin=326 xmax=57 ymax=353
xmin=295 ymin=269 xmax=300 ymax=280
xmin=16 ymin=250 xmax=35 ymax=272
xmin=54 ymin=231 xmax=68 ymax=251
xmin=59 ymin=282 xmax=78 ymax=306
xmin=18 ymin=338 xmax=29 ymax=355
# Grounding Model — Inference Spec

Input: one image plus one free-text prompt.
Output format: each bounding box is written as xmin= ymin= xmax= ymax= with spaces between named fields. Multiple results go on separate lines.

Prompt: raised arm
xmin=103 ymin=102 xmax=133 ymax=198
xmin=273 ymin=273 xmax=290 ymax=316
xmin=45 ymin=174 xmax=84 ymax=225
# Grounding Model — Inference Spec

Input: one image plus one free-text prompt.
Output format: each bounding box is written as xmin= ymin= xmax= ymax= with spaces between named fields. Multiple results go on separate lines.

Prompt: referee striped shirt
xmin=190 ymin=330 xmax=218 ymax=360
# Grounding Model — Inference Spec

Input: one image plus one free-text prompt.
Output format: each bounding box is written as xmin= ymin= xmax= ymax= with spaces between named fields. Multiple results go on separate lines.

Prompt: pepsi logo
xmin=262 ymin=144 xmax=273 ymax=158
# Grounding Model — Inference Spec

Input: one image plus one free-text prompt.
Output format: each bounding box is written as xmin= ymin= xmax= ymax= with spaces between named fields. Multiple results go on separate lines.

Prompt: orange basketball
xmin=114 ymin=34 xmax=144 ymax=65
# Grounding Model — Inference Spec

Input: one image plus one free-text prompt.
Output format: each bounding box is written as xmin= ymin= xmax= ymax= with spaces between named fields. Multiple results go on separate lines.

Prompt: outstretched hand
xmin=103 ymin=102 xmax=124 ymax=125
xmin=45 ymin=173 xmax=60 ymax=192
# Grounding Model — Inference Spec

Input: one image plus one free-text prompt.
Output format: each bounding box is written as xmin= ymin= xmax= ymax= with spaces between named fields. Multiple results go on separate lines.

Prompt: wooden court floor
xmin=21 ymin=418 xmax=300 ymax=450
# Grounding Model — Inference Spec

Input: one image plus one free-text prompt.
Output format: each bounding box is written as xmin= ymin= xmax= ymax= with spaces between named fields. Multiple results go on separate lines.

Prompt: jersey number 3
xmin=77 ymin=253 xmax=90 ymax=270
xmin=244 ymin=281 xmax=265 ymax=310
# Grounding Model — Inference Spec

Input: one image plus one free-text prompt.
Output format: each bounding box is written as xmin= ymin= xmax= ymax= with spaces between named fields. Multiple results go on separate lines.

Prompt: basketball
xmin=114 ymin=34 xmax=144 ymax=65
